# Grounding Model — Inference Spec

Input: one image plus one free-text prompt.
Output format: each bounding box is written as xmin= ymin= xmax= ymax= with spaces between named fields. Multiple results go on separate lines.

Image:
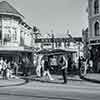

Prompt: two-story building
xmin=88 ymin=0 xmax=100 ymax=72
xmin=0 ymin=1 xmax=34 ymax=63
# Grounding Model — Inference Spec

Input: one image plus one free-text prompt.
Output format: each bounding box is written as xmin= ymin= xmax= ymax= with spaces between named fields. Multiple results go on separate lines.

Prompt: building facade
xmin=88 ymin=0 xmax=100 ymax=72
xmin=35 ymin=37 xmax=83 ymax=61
xmin=82 ymin=28 xmax=89 ymax=59
xmin=0 ymin=1 xmax=34 ymax=63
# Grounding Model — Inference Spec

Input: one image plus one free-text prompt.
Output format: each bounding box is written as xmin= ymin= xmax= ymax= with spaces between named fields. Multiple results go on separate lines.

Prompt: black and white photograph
xmin=0 ymin=0 xmax=100 ymax=100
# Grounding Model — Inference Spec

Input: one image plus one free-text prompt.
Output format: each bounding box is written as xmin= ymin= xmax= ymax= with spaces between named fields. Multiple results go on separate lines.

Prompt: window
xmin=12 ymin=27 xmax=17 ymax=41
xmin=94 ymin=0 xmax=99 ymax=14
xmin=94 ymin=21 xmax=100 ymax=36
xmin=4 ymin=26 xmax=11 ymax=42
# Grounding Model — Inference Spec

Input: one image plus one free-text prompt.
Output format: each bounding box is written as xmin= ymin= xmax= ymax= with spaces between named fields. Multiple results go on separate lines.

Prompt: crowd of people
xmin=0 ymin=54 xmax=93 ymax=82
xmin=35 ymin=54 xmax=94 ymax=84
xmin=0 ymin=57 xmax=19 ymax=80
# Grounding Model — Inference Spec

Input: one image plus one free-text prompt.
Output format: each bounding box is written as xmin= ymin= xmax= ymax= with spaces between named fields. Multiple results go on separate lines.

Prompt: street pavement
xmin=82 ymin=73 xmax=100 ymax=83
xmin=0 ymin=75 xmax=100 ymax=100
xmin=24 ymin=74 xmax=82 ymax=84
xmin=85 ymin=73 xmax=100 ymax=81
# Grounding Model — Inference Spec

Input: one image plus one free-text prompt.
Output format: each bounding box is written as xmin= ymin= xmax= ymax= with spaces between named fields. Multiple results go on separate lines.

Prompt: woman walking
xmin=43 ymin=56 xmax=54 ymax=81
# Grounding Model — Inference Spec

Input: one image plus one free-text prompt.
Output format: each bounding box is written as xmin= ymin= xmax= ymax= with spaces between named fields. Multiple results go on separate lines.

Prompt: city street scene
xmin=0 ymin=0 xmax=99 ymax=100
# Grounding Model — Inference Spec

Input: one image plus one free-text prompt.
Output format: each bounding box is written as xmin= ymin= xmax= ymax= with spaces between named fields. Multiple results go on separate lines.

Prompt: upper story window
xmin=94 ymin=21 xmax=100 ymax=36
xmin=12 ymin=27 xmax=17 ymax=41
xmin=94 ymin=0 xmax=99 ymax=14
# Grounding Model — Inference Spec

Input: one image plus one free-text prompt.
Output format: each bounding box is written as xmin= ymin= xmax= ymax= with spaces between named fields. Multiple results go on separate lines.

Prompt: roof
xmin=0 ymin=1 xmax=24 ymax=18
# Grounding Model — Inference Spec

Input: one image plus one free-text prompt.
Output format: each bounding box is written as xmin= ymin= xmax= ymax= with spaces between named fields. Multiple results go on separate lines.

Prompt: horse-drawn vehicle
xmin=36 ymin=49 xmax=81 ymax=75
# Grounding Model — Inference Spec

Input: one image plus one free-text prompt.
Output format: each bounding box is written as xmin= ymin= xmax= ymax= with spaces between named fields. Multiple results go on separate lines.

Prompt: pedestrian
xmin=0 ymin=61 xmax=2 ymax=75
xmin=58 ymin=55 xmax=67 ymax=84
xmin=2 ymin=59 xmax=7 ymax=80
xmin=43 ymin=55 xmax=54 ymax=81
xmin=78 ymin=56 xmax=81 ymax=76
xmin=0 ymin=57 xmax=4 ymax=78
xmin=88 ymin=59 xmax=93 ymax=72
xmin=13 ymin=61 xmax=19 ymax=76
xmin=6 ymin=61 xmax=12 ymax=79
xmin=36 ymin=55 xmax=43 ymax=77
xmin=82 ymin=59 xmax=88 ymax=75
xmin=40 ymin=57 xmax=44 ymax=77
xmin=22 ymin=57 xmax=27 ymax=76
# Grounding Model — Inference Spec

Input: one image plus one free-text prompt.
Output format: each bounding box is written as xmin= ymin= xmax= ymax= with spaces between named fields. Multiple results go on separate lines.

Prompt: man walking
xmin=58 ymin=55 xmax=67 ymax=84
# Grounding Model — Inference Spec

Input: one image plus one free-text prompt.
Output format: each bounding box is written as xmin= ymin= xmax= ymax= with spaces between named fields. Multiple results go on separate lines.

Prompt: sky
xmin=0 ymin=0 xmax=88 ymax=37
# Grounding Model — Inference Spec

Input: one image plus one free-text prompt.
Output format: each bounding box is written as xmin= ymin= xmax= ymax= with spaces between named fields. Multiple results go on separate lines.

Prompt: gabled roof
xmin=0 ymin=1 xmax=24 ymax=18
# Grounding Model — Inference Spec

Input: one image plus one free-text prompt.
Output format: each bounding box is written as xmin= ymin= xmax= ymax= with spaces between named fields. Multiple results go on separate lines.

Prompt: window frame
xmin=94 ymin=0 xmax=99 ymax=14
xmin=94 ymin=21 xmax=100 ymax=36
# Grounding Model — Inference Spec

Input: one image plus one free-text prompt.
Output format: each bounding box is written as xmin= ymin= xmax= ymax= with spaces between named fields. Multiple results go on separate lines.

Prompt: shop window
xmin=94 ymin=0 xmax=99 ymax=14
xmin=94 ymin=21 xmax=100 ymax=36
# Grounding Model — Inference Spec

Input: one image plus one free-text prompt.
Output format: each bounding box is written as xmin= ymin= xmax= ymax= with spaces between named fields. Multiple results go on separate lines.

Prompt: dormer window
xmin=94 ymin=0 xmax=99 ymax=14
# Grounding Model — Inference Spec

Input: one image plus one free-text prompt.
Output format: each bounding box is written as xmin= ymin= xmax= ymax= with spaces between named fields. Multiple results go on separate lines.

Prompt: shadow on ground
xmin=0 ymin=78 xmax=29 ymax=87
xmin=80 ymin=75 xmax=100 ymax=84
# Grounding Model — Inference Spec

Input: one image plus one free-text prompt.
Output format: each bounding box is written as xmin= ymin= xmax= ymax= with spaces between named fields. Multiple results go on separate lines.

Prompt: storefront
xmin=89 ymin=39 xmax=100 ymax=72
xmin=0 ymin=46 xmax=34 ymax=75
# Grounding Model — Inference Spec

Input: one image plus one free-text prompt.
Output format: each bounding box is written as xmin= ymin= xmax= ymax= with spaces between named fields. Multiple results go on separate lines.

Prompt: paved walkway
xmin=26 ymin=73 xmax=100 ymax=84
xmin=0 ymin=73 xmax=99 ymax=87
xmin=0 ymin=74 xmax=82 ymax=87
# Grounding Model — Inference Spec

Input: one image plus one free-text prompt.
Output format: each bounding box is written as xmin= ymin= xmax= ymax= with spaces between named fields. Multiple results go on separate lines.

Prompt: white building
xmin=0 ymin=1 xmax=34 ymax=63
